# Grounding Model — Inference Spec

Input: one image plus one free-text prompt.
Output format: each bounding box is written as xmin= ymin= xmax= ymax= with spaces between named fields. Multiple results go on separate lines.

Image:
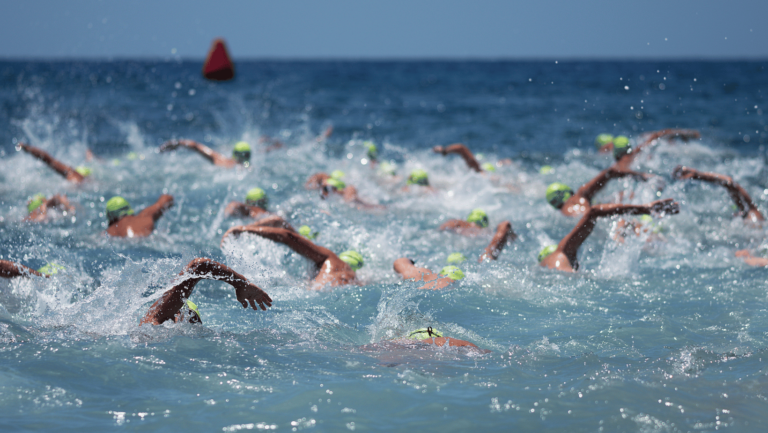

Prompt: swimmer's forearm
xmin=0 ymin=260 xmax=45 ymax=278
xmin=480 ymin=221 xmax=516 ymax=262
xmin=226 ymin=226 xmax=329 ymax=266
xmin=577 ymin=168 xmax=612 ymax=201
xmin=444 ymin=144 xmax=482 ymax=172
xmin=19 ymin=143 xmax=75 ymax=179
xmin=139 ymin=194 xmax=174 ymax=222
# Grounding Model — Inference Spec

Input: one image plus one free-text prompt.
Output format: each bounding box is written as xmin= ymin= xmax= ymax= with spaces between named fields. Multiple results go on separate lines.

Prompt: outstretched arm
xmin=433 ymin=144 xmax=482 ymax=172
xmin=159 ymin=139 xmax=234 ymax=167
xmin=673 ymin=166 xmax=762 ymax=219
xmin=140 ymin=258 xmax=272 ymax=325
xmin=305 ymin=173 xmax=330 ymax=190
xmin=222 ymin=226 xmax=332 ymax=267
xmin=137 ymin=194 xmax=174 ymax=222
xmin=18 ymin=143 xmax=85 ymax=183
xmin=224 ymin=201 xmax=269 ymax=218
xmin=480 ymin=221 xmax=517 ymax=262
xmin=616 ymin=129 xmax=700 ymax=169
xmin=46 ymin=194 xmax=74 ymax=212
xmin=0 ymin=260 xmax=46 ymax=279
xmin=576 ymin=166 xmax=652 ymax=203
xmin=393 ymin=258 xmax=453 ymax=290
xmin=560 ymin=200 xmax=679 ymax=263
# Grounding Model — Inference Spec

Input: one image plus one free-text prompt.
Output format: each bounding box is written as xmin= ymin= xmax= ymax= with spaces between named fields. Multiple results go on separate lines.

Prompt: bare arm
xmin=393 ymin=258 xmax=453 ymax=290
xmin=617 ymin=129 xmax=701 ymax=169
xmin=433 ymin=144 xmax=482 ymax=172
xmin=735 ymin=250 xmax=768 ymax=267
xmin=305 ymin=173 xmax=330 ymax=190
xmin=225 ymin=201 xmax=268 ymax=218
xmin=159 ymin=139 xmax=234 ymax=167
xmin=560 ymin=200 xmax=679 ymax=263
xmin=222 ymin=226 xmax=332 ymax=267
xmin=480 ymin=221 xmax=517 ymax=262
xmin=672 ymin=166 xmax=762 ymax=218
xmin=576 ymin=166 xmax=651 ymax=203
xmin=46 ymin=195 xmax=73 ymax=212
xmin=19 ymin=143 xmax=84 ymax=183
xmin=137 ymin=194 xmax=174 ymax=223
xmin=0 ymin=260 xmax=46 ymax=279
xmin=140 ymin=258 xmax=272 ymax=325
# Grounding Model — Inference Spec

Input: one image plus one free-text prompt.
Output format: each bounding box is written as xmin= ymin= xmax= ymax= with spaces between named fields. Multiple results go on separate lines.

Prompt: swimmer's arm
xmin=316 ymin=126 xmax=333 ymax=142
xmin=672 ymin=166 xmax=755 ymax=212
xmin=138 ymin=194 xmax=174 ymax=222
xmin=0 ymin=260 xmax=45 ymax=279
xmin=305 ymin=173 xmax=330 ymax=190
xmin=424 ymin=336 xmax=479 ymax=348
xmin=160 ymin=139 xmax=232 ymax=166
xmin=560 ymin=200 xmax=679 ymax=261
xmin=46 ymin=194 xmax=73 ymax=212
xmin=140 ymin=258 xmax=272 ymax=325
xmin=609 ymin=165 xmax=654 ymax=182
xmin=438 ymin=220 xmax=480 ymax=232
xmin=575 ymin=168 xmax=614 ymax=202
xmin=480 ymin=221 xmax=516 ymax=262
xmin=735 ymin=250 xmax=768 ymax=267
xmin=393 ymin=258 xmax=434 ymax=281
xmin=433 ymin=144 xmax=482 ymax=172
xmin=18 ymin=143 xmax=84 ymax=183
xmin=225 ymin=201 xmax=268 ymax=218
xmin=222 ymin=226 xmax=331 ymax=267
xmin=640 ymin=129 xmax=700 ymax=147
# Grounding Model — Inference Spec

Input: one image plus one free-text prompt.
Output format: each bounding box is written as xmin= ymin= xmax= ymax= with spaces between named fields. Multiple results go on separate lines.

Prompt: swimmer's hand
xmin=236 ymin=282 xmax=273 ymax=310
xmin=648 ymin=199 xmax=679 ymax=216
xmin=158 ymin=140 xmax=183 ymax=153
xmin=671 ymin=165 xmax=696 ymax=180
xmin=432 ymin=145 xmax=446 ymax=155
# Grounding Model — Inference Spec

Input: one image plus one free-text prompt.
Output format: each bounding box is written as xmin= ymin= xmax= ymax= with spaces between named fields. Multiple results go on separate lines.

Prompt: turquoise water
xmin=1 ymin=60 xmax=767 ymax=431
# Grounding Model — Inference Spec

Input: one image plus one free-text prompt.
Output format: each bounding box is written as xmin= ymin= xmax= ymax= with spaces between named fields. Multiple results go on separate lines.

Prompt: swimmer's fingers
xmin=432 ymin=145 xmax=445 ymax=154
xmin=237 ymin=284 xmax=273 ymax=310
xmin=158 ymin=140 xmax=180 ymax=153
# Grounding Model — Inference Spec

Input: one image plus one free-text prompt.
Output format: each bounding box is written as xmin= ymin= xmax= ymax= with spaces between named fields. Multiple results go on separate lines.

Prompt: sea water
xmin=0 ymin=60 xmax=767 ymax=431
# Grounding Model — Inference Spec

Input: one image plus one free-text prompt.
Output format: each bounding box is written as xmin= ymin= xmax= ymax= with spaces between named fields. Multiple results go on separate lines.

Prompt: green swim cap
xmin=38 ymin=262 xmax=65 ymax=276
xmin=364 ymin=141 xmax=378 ymax=160
xmin=546 ymin=182 xmax=574 ymax=209
xmin=595 ymin=134 xmax=614 ymax=149
xmin=639 ymin=214 xmax=653 ymax=224
xmin=408 ymin=327 xmax=443 ymax=340
xmin=330 ymin=170 xmax=345 ymax=180
xmin=446 ymin=252 xmax=467 ymax=264
xmin=407 ymin=169 xmax=429 ymax=186
xmin=439 ymin=265 xmax=465 ymax=280
xmin=28 ymin=193 xmax=46 ymax=213
xmin=325 ymin=178 xmax=346 ymax=191
xmin=127 ymin=152 xmax=139 ymax=160
xmin=185 ymin=299 xmax=201 ymax=321
xmin=481 ymin=162 xmax=496 ymax=172
xmin=467 ymin=209 xmax=489 ymax=228
xmin=378 ymin=161 xmax=397 ymax=176
xmin=232 ymin=141 xmax=251 ymax=163
xmin=105 ymin=196 xmax=134 ymax=223
xmin=339 ymin=250 xmax=364 ymax=270
xmin=539 ymin=165 xmax=554 ymax=175
xmin=245 ymin=188 xmax=268 ymax=208
xmin=538 ymin=245 xmax=557 ymax=263
xmin=612 ymin=136 xmax=631 ymax=160
xmin=638 ymin=214 xmax=662 ymax=233
xmin=75 ymin=166 xmax=92 ymax=177
xmin=298 ymin=225 xmax=319 ymax=240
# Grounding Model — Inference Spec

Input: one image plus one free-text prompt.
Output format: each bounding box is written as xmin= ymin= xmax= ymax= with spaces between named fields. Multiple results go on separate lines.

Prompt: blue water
xmin=1 ymin=60 xmax=768 ymax=431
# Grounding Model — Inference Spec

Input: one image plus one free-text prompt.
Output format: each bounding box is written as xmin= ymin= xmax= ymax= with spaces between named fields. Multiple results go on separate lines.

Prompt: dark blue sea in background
xmin=1 ymin=60 xmax=768 ymax=431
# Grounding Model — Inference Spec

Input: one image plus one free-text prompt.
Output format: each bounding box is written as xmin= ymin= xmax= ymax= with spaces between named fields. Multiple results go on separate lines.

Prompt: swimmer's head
xmin=339 ymin=250 xmax=364 ymax=271
xmin=407 ymin=169 xmax=429 ymax=186
xmin=446 ymin=252 xmax=467 ymax=264
xmin=467 ymin=209 xmax=489 ymax=228
xmin=538 ymin=245 xmax=558 ymax=263
xmin=330 ymin=170 xmax=345 ymax=180
xmin=539 ymin=165 xmax=554 ymax=175
xmin=546 ymin=182 xmax=574 ymax=209
xmin=28 ymin=194 xmax=46 ymax=214
xmin=105 ymin=196 xmax=134 ymax=223
xmin=612 ymin=136 xmax=631 ymax=160
xmin=594 ymin=134 xmax=614 ymax=150
xmin=38 ymin=262 xmax=65 ymax=276
xmin=245 ymin=188 xmax=268 ymax=209
xmin=638 ymin=214 xmax=662 ymax=233
xmin=299 ymin=225 xmax=319 ymax=240
xmin=364 ymin=141 xmax=378 ymax=161
xmin=408 ymin=327 xmax=443 ymax=340
xmin=481 ymin=162 xmax=496 ymax=172
xmin=185 ymin=299 xmax=202 ymax=324
xmin=378 ymin=161 xmax=397 ymax=176
xmin=232 ymin=141 xmax=251 ymax=164
xmin=439 ymin=265 xmax=465 ymax=280
xmin=324 ymin=178 xmax=346 ymax=191
xmin=75 ymin=166 xmax=92 ymax=177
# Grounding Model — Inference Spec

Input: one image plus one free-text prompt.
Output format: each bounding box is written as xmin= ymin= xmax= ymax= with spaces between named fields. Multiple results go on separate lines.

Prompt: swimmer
xmin=105 ymin=195 xmax=174 ymax=238
xmin=159 ymin=139 xmax=251 ymax=168
xmin=613 ymin=129 xmax=701 ymax=171
xmin=24 ymin=194 xmax=74 ymax=223
xmin=364 ymin=141 xmax=379 ymax=167
xmin=672 ymin=165 xmax=764 ymax=223
xmin=402 ymin=169 xmax=436 ymax=192
xmin=17 ymin=143 xmax=91 ymax=184
xmin=396 ymin=327 xmax=478 ymax=348
xmin=221 ymin=221 xmax=362 ymax=289
xmin=734 ymin=250 xmax=768 ymax=267
xmin=0 ymin=260 xmax=46 ymax=279
xmin=140 ymin=258 xmax=272 ymax=325
xmin=225 ymin=188 xmax=270 ymax=219
xmin=393 ymin=258 xmax=465 ymax=290
xmin=305 ymin=172 xmax=383 ymax=210
xmin=538 ymin=199 xmax=679 ymax=272
xmin=546 ymin=164 xmax=656 ymax=217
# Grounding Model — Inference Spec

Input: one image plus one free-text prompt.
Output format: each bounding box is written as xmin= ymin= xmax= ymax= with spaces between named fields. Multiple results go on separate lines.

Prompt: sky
xmin=1 ymin=0 xmax=767 ymax=59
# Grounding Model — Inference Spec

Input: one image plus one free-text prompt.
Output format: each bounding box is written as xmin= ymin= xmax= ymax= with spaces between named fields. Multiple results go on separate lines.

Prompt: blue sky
xmin=1 ymin=0 xmax=766 ymax=59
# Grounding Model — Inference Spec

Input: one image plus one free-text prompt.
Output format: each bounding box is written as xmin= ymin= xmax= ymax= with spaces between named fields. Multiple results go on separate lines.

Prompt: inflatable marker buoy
xmin=203 ymin=38 xmax=234 ymax=81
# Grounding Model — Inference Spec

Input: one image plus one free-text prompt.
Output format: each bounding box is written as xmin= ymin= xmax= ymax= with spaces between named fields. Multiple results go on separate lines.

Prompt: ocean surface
xmin=1 ymin=60 xmax=767 ymax=432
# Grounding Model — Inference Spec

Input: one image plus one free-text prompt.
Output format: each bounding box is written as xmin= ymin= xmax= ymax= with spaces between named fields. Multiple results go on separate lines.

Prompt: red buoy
xmin=203 ymin=38 xmax=234 ymax=81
